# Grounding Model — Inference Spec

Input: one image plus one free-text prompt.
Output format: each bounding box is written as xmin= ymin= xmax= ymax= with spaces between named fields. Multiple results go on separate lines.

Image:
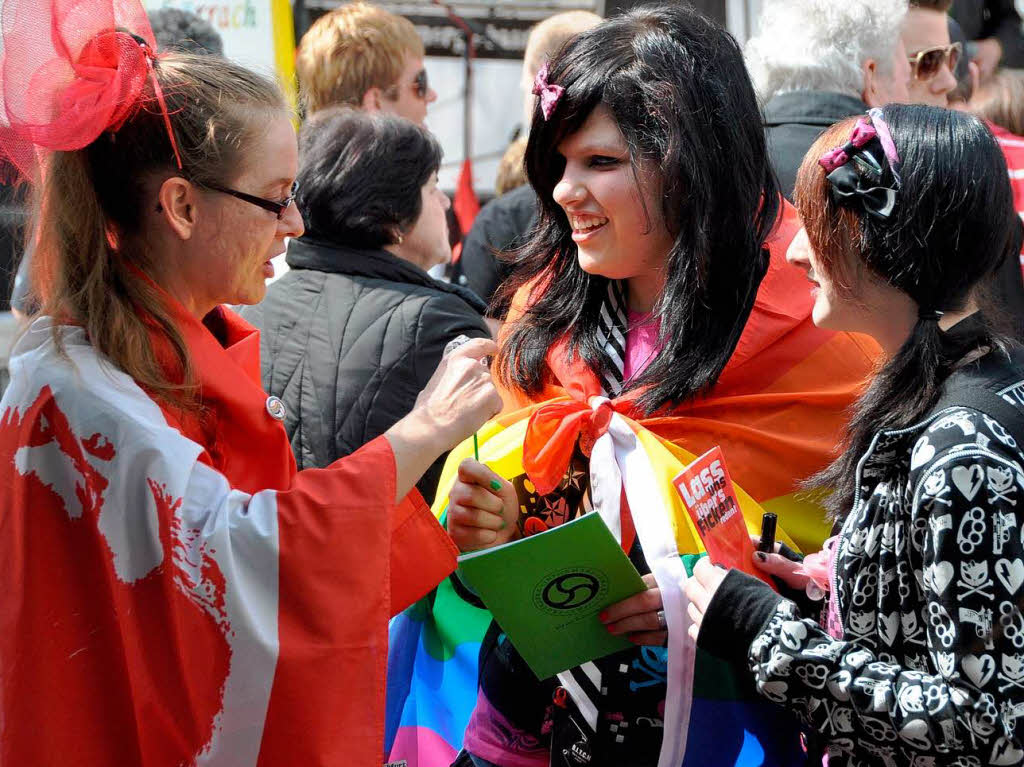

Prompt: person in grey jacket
xmin=241 ymin=108 xmax=489 ymax=503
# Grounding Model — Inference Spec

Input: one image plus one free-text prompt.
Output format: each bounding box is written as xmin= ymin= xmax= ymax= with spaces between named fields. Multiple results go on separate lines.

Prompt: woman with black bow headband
xmin=688 ymin=104 xmax=1024 ymax=766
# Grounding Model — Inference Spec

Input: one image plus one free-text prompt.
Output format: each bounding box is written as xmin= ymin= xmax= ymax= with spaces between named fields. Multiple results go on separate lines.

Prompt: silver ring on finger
xmin=443 ymin=334 xmax=471 ymax=358
xmin=656 ymin=609 xmax=667 ymax=630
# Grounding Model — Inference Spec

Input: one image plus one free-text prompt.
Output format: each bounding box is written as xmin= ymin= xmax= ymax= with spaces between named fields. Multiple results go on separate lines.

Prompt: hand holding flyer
xmin=673 ymin=447 xmax=776 ymax=589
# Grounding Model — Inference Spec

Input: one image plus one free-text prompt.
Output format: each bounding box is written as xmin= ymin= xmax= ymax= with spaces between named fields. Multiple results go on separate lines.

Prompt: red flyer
xmin=673 ymin=447 xmax=775 ymax=589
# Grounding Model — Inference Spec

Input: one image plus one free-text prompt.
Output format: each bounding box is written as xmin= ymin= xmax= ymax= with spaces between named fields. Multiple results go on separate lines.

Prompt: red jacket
xmin=0 ymin=300 xmax=457 ymax=766
xmin=989 ymin=121 xmax=1024 ymax=277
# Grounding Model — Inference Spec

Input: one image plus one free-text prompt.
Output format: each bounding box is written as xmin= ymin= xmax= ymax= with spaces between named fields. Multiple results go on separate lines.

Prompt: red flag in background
xmin=452 ymin=158 xmax=479 ymax=263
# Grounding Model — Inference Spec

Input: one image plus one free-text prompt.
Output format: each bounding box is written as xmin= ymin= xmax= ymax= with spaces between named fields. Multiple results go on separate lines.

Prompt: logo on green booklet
xmin=535 ymin=568 xmax=606 ymax=613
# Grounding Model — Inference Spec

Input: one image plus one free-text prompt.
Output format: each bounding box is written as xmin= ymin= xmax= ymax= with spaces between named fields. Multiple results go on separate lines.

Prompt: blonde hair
xmin=297 ymin=2 xmax=424 ymax=114
xmin=33 ymin=52 xmax=287 ymax=406
xmin=495 ymin=137 xmax=528 ymax=196
xmin=971 ymin=69 xmax=1024 ymax=137
xmin=521 ymin=11 xmax=602 ymax=128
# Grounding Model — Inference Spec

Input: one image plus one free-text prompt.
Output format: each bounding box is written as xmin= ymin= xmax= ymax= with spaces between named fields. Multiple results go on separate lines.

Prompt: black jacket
xmin=241 ymin=237 xmax=490 ymax=503
xmin=763 ymin=91 xmax=867 ymax=201
xmin=453 ymin=184 xmax=538 ymax=318
xmin=952 ymin=0 xmax=1024 ymax=68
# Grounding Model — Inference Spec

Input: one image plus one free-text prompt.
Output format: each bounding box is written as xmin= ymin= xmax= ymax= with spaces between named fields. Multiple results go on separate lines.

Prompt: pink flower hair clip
xmin=819 ymin=109 xmax=902 ymax=183
xmin=532 ymin=61 xmax=564 ymax=121
xmin=818 ymin=118 xmax=878 ymax=173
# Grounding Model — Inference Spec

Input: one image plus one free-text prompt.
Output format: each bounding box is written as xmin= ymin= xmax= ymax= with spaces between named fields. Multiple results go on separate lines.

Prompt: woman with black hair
xmin=242 ymin=107 xmax=490 ymax=503
xmin=688 ymin=105 xmax=1024 ymax=765
xmin=440 ymin=5 xmax=879 ymax=767
xmin=496 ymin=16 xmax=778 ymax=414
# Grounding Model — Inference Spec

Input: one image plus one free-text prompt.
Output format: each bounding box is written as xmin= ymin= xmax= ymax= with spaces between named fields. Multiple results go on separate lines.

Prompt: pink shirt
xmin=623 ymin=309 xmax=660 ymax=382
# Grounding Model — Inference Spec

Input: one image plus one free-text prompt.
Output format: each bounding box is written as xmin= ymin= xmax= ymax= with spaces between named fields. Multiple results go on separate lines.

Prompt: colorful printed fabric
xmin=0 ymin=301 xmax=457 ymax=767
xmin=385 ymin=202 xmax=880 ymax=766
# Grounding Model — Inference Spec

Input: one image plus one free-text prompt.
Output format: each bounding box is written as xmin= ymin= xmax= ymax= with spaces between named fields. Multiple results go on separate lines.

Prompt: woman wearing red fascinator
xmin=0 ymin=1 xmax=502 ymax=764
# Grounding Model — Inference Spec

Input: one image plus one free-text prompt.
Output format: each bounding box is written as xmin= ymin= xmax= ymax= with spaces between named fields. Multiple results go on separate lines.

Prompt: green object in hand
xmin=490 ymin=479 xmax=502 ymax=491
xmin=456 ymin=512 xmax=646 ymax=679
xmin=473 ymin=432 xmax=479 ymax=460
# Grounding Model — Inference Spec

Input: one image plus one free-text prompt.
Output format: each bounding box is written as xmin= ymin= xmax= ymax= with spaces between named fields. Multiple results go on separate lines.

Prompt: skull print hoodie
xmin=698 ymin=334 xmax=1024 ymax=767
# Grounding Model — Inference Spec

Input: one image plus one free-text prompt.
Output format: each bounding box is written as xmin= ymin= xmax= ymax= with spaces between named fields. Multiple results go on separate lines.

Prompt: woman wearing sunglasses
xmin=904 ymin=1 xmax=961 ymax=105
xmin=0 ymin=8 xmax=501 ymax=766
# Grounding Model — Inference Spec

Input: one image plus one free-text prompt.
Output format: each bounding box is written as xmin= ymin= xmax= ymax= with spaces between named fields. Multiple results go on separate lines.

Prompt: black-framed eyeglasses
xmin=907 ymin=42 xmax=962 ymax=81
xmin=202 ymin=180 xmax=299 ymax=219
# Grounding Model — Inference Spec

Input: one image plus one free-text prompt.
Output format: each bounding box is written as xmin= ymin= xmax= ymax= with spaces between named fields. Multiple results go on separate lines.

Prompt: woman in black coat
xmin=242 ymin=108 xmax=490 ymax=503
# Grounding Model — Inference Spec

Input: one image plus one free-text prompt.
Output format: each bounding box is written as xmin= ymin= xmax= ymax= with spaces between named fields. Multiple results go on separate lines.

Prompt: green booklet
xmin=457 ymin=512 xmax=647 ymax=680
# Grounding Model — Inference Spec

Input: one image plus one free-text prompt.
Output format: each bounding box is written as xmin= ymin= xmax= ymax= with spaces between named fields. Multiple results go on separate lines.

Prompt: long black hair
xmin=494 ymin=3 xmax=781 ymax=414
xmin=796 ymin=105 xmax=1020 ymax=517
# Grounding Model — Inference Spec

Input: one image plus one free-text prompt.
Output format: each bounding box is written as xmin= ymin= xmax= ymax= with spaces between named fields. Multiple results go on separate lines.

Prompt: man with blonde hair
xmin=296 ymin=1 xmax=436 ymax=125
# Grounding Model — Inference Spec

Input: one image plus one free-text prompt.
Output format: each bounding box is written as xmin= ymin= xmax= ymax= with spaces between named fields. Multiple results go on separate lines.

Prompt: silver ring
xmin=443 ymin=334 xmax=471 ymax=358
xmin=656 ymin=609 xmax=667 ymax=630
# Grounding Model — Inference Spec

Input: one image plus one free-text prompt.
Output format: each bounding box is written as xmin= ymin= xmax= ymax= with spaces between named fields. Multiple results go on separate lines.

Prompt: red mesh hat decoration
xmin=0 ymin=0 xmax=182 ymax=183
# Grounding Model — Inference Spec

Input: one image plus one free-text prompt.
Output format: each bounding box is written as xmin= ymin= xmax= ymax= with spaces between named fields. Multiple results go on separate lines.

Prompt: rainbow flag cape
xmin=385 ymin=205 xmax=880 ymax=766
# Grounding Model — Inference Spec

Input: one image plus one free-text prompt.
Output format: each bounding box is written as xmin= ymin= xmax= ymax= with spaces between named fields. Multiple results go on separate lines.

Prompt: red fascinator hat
xmin=0 ymin=0 xmax=181 ymax=183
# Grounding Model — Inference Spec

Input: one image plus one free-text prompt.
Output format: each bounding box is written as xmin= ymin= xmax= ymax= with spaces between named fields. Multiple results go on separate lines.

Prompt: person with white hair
xmin=745 ymin=0 xmax=911 ymax=199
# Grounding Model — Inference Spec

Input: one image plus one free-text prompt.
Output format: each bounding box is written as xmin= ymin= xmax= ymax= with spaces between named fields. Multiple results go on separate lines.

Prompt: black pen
xmin=758 ymin=512 xmax=777 ymax=554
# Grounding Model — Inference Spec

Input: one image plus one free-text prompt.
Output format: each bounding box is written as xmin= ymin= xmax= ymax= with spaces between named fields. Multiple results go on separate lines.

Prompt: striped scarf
xmin=556 ymin=278 xmax=632 ymax=751
xmin=595 ymin=279 xmax=629 ymax=398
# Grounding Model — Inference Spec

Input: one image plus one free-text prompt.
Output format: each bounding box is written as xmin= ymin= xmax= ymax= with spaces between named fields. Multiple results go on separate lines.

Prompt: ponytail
xmin=814 ymin=315 xmax=999 ymax=518
xmin=34 ymin=148 xmax=196 ymax=405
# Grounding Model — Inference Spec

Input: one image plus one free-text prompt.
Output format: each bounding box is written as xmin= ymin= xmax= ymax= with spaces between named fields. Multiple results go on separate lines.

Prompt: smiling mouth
xmin=569 ymin=214 xmax=609 ymax=238
xmin=569 ymin=215 xmax=606 ymax=242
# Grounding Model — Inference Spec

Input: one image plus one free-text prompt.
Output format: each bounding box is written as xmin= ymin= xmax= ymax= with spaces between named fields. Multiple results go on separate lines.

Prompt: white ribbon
xmin=557 ymin=396 xmax=695 ymax=767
